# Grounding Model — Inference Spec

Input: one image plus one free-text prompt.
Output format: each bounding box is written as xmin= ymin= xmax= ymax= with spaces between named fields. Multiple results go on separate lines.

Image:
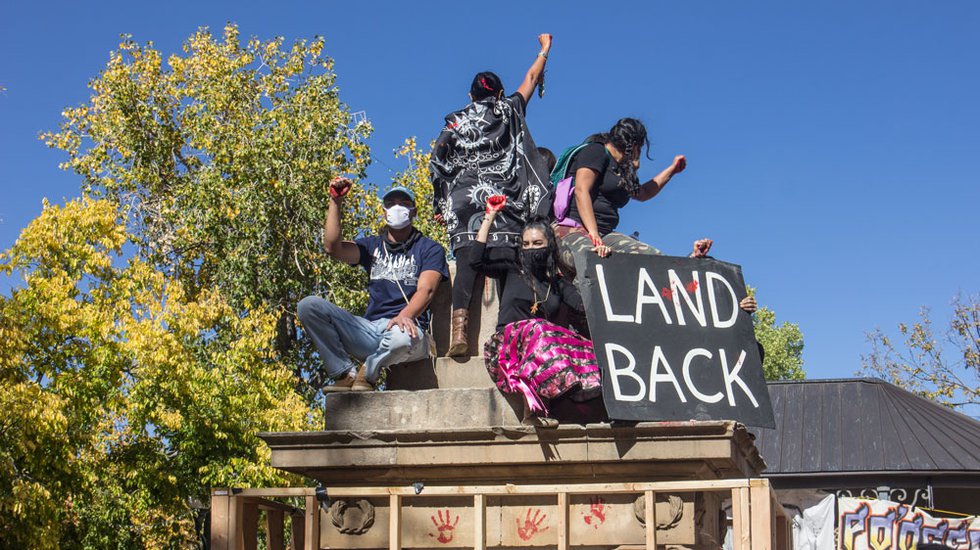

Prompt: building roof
xmin=751 ymin=378 xmax=980 ymax=476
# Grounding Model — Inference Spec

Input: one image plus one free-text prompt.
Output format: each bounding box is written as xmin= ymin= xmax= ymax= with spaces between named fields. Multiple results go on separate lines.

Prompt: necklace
xmin=530 ymin=280 xmax=552 ymax=315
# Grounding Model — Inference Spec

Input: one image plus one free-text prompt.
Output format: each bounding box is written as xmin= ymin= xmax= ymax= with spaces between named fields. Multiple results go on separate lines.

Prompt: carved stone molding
xmin=632 ymin=494 xmax=685 ymax=530
xmin=329 ymin=499 xmax=376 ymax=535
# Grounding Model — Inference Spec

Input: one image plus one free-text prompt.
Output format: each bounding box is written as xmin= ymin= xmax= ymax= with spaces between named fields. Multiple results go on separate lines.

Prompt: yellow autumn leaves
xmin=6 ymin=20 xmax=448 ymax=545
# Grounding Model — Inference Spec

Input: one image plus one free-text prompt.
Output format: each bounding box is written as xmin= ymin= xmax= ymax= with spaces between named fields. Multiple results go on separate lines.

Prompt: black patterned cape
xmin=430 ymin=93 xmax=552 ymax=251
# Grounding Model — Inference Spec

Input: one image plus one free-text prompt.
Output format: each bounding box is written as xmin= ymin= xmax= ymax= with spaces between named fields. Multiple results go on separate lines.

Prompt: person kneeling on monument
xmin=553 ymin=118 xmax=687 ymax=284
xmin=474 ymin=196 xmax=602 ymax=426
xmin=298 ymin=178 xmax=449 ymax=391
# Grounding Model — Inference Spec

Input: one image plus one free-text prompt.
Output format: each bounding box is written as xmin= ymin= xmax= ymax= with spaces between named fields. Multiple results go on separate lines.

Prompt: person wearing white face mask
xmin=297 ymin=178 xmax=449 ymax=391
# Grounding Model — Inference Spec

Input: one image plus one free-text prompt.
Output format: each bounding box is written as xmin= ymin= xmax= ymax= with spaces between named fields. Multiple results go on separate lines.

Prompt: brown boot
xmin=447 ymin=308 xmax=469 ymax=357
xmin=350 ymin=366 xmax=374 ymax=392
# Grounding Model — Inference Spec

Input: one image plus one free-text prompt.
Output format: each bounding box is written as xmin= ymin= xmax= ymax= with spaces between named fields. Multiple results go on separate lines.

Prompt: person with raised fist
xmin=297 ymin=178 xmax=448 ymax=392
xmin=552 ymin=118 xmax=687 ymax=283
xmin=431 ymin=33 xmax=555 ymax=357
xmin=472 ymin=195 xmax=600 ymax=427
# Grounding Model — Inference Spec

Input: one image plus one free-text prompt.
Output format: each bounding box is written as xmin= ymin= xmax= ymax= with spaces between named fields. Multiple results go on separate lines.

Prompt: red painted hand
xmin=584 ymin=497 xmax=606 ymax=529
xmin=692 ymin=238 xmax=713 ymax=258
xmin=516 ymin=508 xmax=549 ymax=541
xmin=583 ymin=496 xmax=607 ymax=528
xmin=329 ymin=177 xmax=352 ymax=199
xmin=486 ymin=194 xmax=507 ymax=214
xmin=429 ymin=509 xmax=459 ymax=544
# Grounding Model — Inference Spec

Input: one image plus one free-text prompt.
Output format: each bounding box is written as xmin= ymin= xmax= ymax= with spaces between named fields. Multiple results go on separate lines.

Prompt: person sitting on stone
xmin=298 ymin=178 xmax=449 ymax=391
xmin=474 ymin=197 xmax=601 ymax=426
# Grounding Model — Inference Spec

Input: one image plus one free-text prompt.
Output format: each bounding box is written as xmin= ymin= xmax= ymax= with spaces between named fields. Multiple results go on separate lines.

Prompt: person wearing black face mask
xmin=520 ymin=247 xmax=551 ymax=280
xmin=470 ymin=196 xmax=601 ymax=427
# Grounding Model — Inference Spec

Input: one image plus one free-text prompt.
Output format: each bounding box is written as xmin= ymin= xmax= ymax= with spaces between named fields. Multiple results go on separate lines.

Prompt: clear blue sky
xmin=2 ymin=1 xmax=978 ymax=380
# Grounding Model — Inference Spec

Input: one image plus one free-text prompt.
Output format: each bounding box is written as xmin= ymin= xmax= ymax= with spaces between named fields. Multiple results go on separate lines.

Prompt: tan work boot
xmin=350 ymin=366 xmax=374 ymax=392
xmin=323 ymin=367 xmax=355 ymax=392
xmin=324 ymin=366 xmax=373 ymax=392
xmin=447 ymin=308 xmax=469 ymax=357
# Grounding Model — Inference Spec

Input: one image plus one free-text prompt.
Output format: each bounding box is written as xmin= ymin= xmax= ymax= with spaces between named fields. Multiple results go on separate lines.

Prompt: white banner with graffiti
xmin=838 ymin=496 xmax=979 ymax=549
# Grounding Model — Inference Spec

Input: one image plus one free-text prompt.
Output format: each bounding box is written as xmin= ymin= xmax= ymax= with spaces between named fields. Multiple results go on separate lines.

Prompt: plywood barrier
xmin=211 ymin=479 xmax=791 ymax=550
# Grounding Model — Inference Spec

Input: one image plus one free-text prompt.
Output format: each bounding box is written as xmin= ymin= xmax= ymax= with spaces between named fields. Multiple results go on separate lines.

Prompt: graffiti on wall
xmin=839 ymin=497 xmax=980 ymax=550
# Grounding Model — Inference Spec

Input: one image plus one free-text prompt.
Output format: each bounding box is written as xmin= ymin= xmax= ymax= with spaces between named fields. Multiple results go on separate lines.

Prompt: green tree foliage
xmin=41 ymin=25 xmax=380 ymax=381
xmin=0 ymin=197 xmax=316 ymax=547
xmin=748 ymin=288 xmax=806 ymax=381
xmin=3 ymin=25 xmax=447 ymax=547
xmin=385 ymin=137 xmax=448 ymax=250
xmin=861 ymin=294 xmax=979 ymax=414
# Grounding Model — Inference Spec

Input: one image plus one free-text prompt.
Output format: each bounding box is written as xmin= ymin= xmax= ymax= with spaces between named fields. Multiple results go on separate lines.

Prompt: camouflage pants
xmin=555 ymin=225 xmax=661 ymax=282
xmin=554 ymin=225 xmax=661 ymax=337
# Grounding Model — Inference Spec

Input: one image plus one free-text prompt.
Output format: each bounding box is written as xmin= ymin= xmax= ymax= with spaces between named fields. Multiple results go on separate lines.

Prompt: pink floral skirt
xmin=484 ymin=319 xmax=601 ymax=415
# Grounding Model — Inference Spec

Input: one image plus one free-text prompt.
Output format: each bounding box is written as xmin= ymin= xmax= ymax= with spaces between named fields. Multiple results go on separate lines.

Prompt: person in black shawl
xmin=431 ymin=33 xmax=554 ymax=357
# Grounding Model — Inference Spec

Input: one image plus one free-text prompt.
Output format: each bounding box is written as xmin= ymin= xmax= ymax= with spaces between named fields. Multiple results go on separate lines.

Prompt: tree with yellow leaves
xmin=862 ymin=294 xmax=979 ymax=416
xmin=3 ymin=23 xmax=448 ymax=546
xmin=1 ymin=197 xmax=316 ymax=546
xmin=42 ymin=25 xmax=383 ymax=393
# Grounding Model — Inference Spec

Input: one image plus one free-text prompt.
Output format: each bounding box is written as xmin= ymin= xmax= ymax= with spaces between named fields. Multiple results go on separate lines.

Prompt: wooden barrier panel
xmin=389 ymin=494 xmax=402 ymax=550
xmin=266 ymin=510 xmax=284 ymax=550
xmin=557 ymin=492 xmax=569 ymax=550
xmin=644 ymin=490 xmax=658 ymax=549
xmin=211 ymin=479 xmax=792 ymax=550
xmin=304 ymin=496 xmax=319 ymax=550
xmin=750 ymin=479 xmax=774 ymax=550
xmin=211 ymin=491 xmax=231 ymax=550
xmin=473 ymin=494 xmax=486 ymax=550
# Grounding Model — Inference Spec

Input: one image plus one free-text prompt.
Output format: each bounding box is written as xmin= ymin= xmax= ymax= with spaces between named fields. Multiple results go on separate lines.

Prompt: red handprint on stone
xmin=582 ymin=496 xmax=606 ymax=528
xmin=516 ymin=508 xmax=549 ymax=541
xmin=686 ymin=280 xmax=698 ymax=293
xmin=429 ymin=509 xmax=459 ymax=544
xmin=661 ymin=287 xmax=674 ymax=300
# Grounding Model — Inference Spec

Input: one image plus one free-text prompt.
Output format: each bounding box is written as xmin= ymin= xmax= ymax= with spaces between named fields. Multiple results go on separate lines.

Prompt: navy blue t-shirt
xmin=355 ymin=234 xmax=449 ymax=330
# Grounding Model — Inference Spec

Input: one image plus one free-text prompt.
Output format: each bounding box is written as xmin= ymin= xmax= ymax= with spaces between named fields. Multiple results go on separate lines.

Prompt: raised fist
xmin=486 ymin=194 xmax=507 ymax=214
xmin=538 ymin=34 xmax=552 ymax=50
xmin=671 ymin=155 xmax=687 ymax=175
xmin=329 ymin=177 xmax=353 ymax=199
xmin=692 ymin=238 xmax=713 ymax=258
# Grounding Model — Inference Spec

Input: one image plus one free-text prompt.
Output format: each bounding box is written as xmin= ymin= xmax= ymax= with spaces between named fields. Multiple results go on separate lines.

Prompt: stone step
xmin=323 ymin=386 xmax=608 ymax=432
xmin=385 ymin=357 xmax=494 ymax=391
xmin=323 ymin=388 xmax=522 ymax=431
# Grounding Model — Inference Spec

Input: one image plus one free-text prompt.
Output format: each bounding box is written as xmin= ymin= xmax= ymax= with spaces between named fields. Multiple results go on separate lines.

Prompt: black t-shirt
xmin=566 ymin=142 xmax=632 ymax=236
xmin=469 ymin=241 xmax=583 ymax=331
xmin=355 ymin=234 xmax=449 ymax=330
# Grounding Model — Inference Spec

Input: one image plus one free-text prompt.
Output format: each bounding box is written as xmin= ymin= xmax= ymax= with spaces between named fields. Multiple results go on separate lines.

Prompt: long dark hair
xmin=519 ymin=217 xmax=561 ymax=287
xmin=470 ymin=71 xmax=504 ymax=101
xmin=587 ymin=117 xmax=651 ymax=196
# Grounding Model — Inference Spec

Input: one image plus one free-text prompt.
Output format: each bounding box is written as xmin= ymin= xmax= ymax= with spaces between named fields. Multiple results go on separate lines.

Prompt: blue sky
xmin=2 ymin=1 xmax=978 ymax=380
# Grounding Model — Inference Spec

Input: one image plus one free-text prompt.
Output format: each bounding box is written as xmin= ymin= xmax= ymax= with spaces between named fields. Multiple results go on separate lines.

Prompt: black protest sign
xmin=581 ymin=254 xmax=775 ymax=428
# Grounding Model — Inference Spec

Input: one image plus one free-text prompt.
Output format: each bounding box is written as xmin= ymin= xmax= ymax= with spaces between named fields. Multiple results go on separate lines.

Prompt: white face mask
xmin=385 ymin=205 xmax=412 ymax=230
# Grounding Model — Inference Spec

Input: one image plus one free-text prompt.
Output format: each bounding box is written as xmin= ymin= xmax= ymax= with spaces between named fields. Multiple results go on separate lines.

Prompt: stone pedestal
xmin=257 ymin=261 xmax=771 ymax=549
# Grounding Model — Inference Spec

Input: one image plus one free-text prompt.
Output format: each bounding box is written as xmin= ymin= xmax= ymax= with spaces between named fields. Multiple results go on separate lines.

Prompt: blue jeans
xmin=297 ymin=296 xmax=429 ymax=384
